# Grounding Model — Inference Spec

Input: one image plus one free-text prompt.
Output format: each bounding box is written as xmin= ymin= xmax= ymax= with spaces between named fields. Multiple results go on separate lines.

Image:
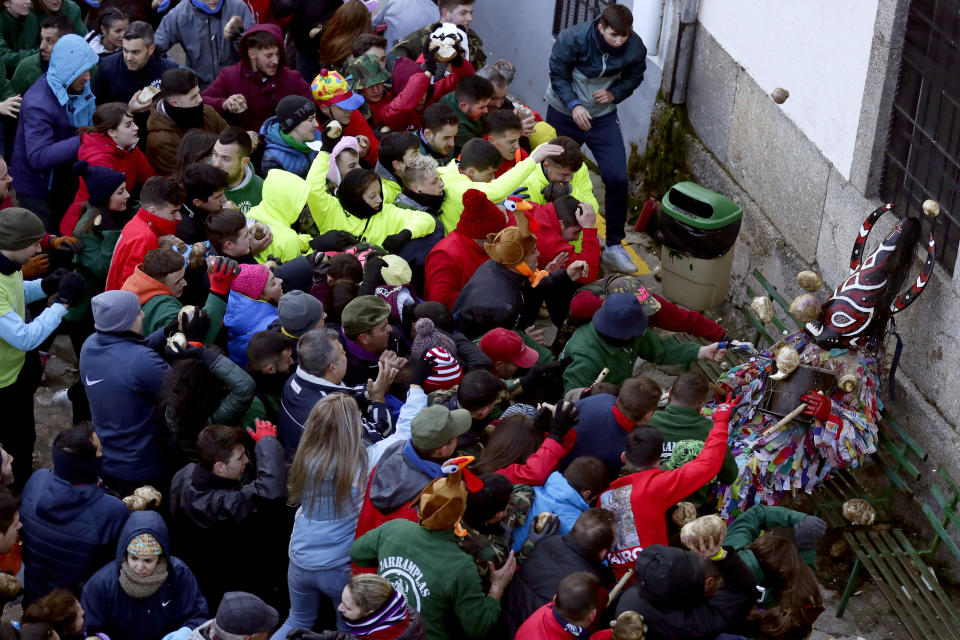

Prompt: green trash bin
xmin=656 ymin=181 xmax=743 ymax=311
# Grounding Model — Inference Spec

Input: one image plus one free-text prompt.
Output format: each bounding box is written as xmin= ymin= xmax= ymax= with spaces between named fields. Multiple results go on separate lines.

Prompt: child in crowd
xmin=224 ymin=263 xmax=284 ymax=367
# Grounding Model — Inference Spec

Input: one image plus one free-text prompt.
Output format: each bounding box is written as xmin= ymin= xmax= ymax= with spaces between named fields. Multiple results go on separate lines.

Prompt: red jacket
xmin=517 ymin=603 xmax=608 ymax=640
xmin=105 ymin=208 xmax=180 ymax=291
xmin=424 ymin=230 xmax=489 ymax=309
xmin=598 ymin=414 xmax=729 ymax=579
xmin=62 ymin=132 xmax=156 ymax=236
xmin=531 ymin=202 xmax=601 ymax=282
xmin=371 ymin=60 xmax=474 ymax=131
xmin=202 ymin=24 xmax=313 ymax=132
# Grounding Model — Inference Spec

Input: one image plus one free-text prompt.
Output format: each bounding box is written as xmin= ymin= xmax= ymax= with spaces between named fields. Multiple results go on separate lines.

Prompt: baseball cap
xmin=311 ymin=68 xmax=366 ymax=111
xmin=410 ymin=404 xmax=471 ymax=450
xmin=216 ymin=591 xmax=279 ymax=635
xmin=341 ymin=295 xmax=390 ymax=336
xmin=479 ymin=328 xmax=539 ymax=368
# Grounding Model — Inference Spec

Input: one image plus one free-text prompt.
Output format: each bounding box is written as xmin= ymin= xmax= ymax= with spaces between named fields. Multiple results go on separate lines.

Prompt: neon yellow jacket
xmin=306 ymin=152 xmax=436 ymax=246
xmin=437 ymin=156 xmax=541 ymax=234
xmin=246 ymin=169 xmax=313 ymax=263
xmin=520 ymin=163 xmax=600 ymax=212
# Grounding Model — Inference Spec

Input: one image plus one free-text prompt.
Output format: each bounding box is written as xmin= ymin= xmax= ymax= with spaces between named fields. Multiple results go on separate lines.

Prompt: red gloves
xmin=207 ymin=257 xmax=240 ymax=295
xmin=247 ymin=418 xmax=277 ymax=442
xmin=801 ymin=392 xmax=832 ymax=422
xmin=712 ymin=393 xmax=740 ymax=424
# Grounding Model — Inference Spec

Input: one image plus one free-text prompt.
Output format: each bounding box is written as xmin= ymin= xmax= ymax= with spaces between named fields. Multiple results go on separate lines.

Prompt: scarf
xmin=400 ymin=187 xmax=445 ymax=214
xmin=402 ymin=440 xmax=444 ymax=478
xmin=190 ymin=0 xmax=223 ymax=14
xmin=279 ymin=130 xmax=312 ymax=154
xmin=165 ymin=102 xmax=204 ymax=132
xmin=513 ymin=262 xmax=548 ymax=287
xmin=119 ymin=556 xmax=169 ymax=599
xmin=552 ymin=606 xmax=589 ymax=638
xmin=344 ymin=590 xmax=409 ymax=637
xmin=65 ymin=87 xmax=96 ymax=128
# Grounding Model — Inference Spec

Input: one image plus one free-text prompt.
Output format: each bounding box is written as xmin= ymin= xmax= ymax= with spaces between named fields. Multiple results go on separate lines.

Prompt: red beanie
xmin=569 ymin=290 xmax=604 ymax=320
xmin=457 ymin=189 xmax=515 ymax=239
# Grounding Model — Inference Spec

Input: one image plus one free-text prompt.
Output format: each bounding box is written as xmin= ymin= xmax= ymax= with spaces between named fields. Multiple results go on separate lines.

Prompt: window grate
xmin=552 ymin=0 xmax=614 ymax=36
xmin=880 ymin=0 xmax=960 ymax=273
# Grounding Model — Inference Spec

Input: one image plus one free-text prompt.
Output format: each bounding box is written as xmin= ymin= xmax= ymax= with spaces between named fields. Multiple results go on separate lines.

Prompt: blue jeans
xmin=546 ymin=106 xmax=629 ymax=245
xmin=271 ymin=561 xmax=351 ymax=639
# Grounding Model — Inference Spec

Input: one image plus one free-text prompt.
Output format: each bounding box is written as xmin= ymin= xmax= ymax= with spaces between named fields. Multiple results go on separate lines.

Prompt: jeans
xmin=271 ymin=561 xmax=351 ymax=639
xmin=546 ymin=106 xmax=629 ymax=246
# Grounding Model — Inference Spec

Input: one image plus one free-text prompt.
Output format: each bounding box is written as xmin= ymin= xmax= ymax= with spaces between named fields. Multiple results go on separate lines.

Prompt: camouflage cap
xmin=348 ymin=54 xmax=390 ymax=91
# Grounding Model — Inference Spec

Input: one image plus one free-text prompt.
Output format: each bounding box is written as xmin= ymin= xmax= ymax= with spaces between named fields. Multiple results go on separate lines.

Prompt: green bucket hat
xmin=348 ymin=54 xmax=390 ymax=91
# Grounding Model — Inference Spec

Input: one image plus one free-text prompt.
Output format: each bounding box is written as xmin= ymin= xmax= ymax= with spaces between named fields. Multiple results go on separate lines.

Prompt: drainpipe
xmin=670 ymin=0 xmax=700 ymax=105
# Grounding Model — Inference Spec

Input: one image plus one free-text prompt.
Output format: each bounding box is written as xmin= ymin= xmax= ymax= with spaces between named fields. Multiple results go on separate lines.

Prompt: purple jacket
xmin=11 ymin=74 xmax=82 ymax=199
xmin=201 ymin=23 xmax=313 ymax=131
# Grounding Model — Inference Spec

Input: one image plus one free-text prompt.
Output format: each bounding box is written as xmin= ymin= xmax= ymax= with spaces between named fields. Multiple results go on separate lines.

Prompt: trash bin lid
xmin=662 ymin=181 xmax=743 ymax=229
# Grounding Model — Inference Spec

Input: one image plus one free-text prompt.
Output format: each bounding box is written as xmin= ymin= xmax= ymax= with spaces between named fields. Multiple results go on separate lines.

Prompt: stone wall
xmin=673 ymin=1 xmax=960 ymax=477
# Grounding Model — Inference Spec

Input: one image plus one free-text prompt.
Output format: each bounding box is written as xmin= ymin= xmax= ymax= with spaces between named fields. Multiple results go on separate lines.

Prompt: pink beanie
xmin=327 ymin=136 xmax=362 ymax=190
xmin=230 ymin=263 xmax=271 ymax=300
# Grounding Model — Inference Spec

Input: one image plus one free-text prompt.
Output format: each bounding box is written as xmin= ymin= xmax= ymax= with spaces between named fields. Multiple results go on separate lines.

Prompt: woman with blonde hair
xmin=272 ymin=394 xmax=370 ymax=640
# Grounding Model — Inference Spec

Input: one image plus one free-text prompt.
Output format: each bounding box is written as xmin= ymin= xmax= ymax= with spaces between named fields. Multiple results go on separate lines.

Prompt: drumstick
xmin=773 ymin=402 xmax=808 ymax=431
xmin=608 ymin=568 xmax=634 ymax=600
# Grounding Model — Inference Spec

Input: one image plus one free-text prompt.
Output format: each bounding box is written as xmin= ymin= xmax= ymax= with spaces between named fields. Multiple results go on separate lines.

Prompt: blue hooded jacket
xmin=20 ymin=468 xmax=130 ymax=604
xmin=223 ymin=290 xmax=278 ymax=367
xmin=81 ymin=511 xmax=209 ymax=640
xmin=259 ymin=116 xmax=317 ymax=178
xmin=10 ymin=34 xmax=98 ymax=199
xmin=511 ymin=471 xmax=589 ymax=552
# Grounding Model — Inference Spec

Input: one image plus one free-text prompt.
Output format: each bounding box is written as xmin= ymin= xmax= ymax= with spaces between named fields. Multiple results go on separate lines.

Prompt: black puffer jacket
xmin=615 ymin=545 xmax=757 ymax=640
xmin=503 ymin=533 xmax=614 ymax=637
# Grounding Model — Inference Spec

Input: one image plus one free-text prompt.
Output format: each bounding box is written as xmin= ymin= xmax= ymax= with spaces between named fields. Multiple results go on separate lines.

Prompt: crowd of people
xmin=0 ymin=0 xmax=831 ymax=639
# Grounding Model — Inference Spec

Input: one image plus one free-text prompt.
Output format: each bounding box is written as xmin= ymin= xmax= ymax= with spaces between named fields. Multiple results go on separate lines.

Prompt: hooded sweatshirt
xmin=260 ymin=115 xmax=316 ymax=177
xmin=201 ymin=23 xmax=313 ymax=131
xmin=305 ymin=152 xmax=436 ymax=247
xmin=105 ymin=208 xmax=180 ymax=291
xmin=20 ymin=465 xmax=130 ymax=604
xmin=245 ymin=168 xmax=313 ymax=262
xmin=121 ymin=265 xmax=226 ymax=344
xmin=10 ymin=33 xmax=97 ymax=199
xmin=510 ymin=471 xmax=589 ymax=552
xmin=81 ymin=511 xmax=209 ymax=640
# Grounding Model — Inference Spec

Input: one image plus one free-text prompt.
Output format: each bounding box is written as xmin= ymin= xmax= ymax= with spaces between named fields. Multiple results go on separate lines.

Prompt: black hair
xmin=40 ymin=14 xmax=74 ymax=35
xmin=459 ymin=138 xmax=502 ymax=172
xmin=97 ymin=7 xmax=127 ymax=31
xmin=246 ymin=330 xmax=292 ymax=372
xmin=162 ymin=359 xmax=225 ymax=463
xmin=174 ymin=130 xmax=219 ymax=183
xmin=457 ymin=370 xmax=503 ymax=411
xmin=218 ymin=126 xmax=253 ymax=158
xmin=328 ymin=253 xmax=363 ymax=282
xmin=553 ymin=195 xmax=581 ymax=227
xmin=352 ymin=32 xmax=386 ymax=57
xmin=555 ymin=572 xmax=600 ymax=622
xmin=140 ymin=176 xmax=185 ymax=208
xmin=204 ymin=208 xmax=247 ymax=252
xmin=624 ymin=426 xmax=665 ymax=468
xmin=465 ymin=472 xmax=513 ymax=525
xmin=379 ymin=132 xmax=420 ymax=171
xmin=439 ymin=0 xmax=474 ymax=9
xmin=0 ymin=489 xmax=19 ymax=534
xmin=454 ymin=74 xmax=494 ymax=104
xmin=563 ymin=456 xmax=609 ymax=497
xmin=422 ymin=102 xmax=459 ymax=132
xmin=53 ymin=422 xmax=97 ymax=458
xmin=414 ymin=301 xmax=455 ymax=333
xmin=123 ymin=20 xmax=154 ymax=46
xmin=183 ymin=163 xmax=229 ymax=204
xmin=484 ymin=109 xmax=522 ymax=136
xmin=160 ymin=67 xmax=199 ymax=98
xmin=600 ymin=4 xmax=633 ymax=35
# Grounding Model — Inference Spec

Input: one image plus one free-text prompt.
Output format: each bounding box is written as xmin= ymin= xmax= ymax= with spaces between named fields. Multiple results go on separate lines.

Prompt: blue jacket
xmin=91 ymin=50 xmax=179 ymax=105
xmin=223 ymin=290 xmax=278 ymax=367
xmin=559 ymin=393 xmax=628 ymax=479
xmin=260 ymin=117 xmax=315 ymax=178
xmin=79 ymin=330 xmax=170 ymax=483
xmin=546 ymin=17 xmax=647 ymax=118
xmin=81 ymin=511 xmax=209 ymax=640
xmin=10 ymin=73 xmax=82 ymax=199
xmin=20 ymin=469 xmax=130 ymax=605
xmin=510 ymin=471 xmax=588 ymax=553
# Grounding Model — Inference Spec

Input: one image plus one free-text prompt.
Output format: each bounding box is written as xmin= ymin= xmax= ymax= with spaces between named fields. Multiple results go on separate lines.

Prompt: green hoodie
xmin=30 ymin=0 xmax=85 ymax=42
xmin=0 ymin=8 xmax=39 ymax=75
xmin=351 ymin=519 xmax=502 ymax=640
xmin=724 ymin=504 xmax=814 ymax=605
xmin=246 ymin=169 xmax=312 ymax=263
xmin=439 ymin=92 xmax=485 ymax=152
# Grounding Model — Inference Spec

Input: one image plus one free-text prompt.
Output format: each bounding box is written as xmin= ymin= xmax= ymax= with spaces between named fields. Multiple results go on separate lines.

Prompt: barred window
xmin=552 ymin=0 xmax=614 ymax=36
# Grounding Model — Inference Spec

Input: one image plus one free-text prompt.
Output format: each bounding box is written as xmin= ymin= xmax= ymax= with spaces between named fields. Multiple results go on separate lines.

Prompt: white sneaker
xmin=602 ymin=244 xmax=639 ymax=274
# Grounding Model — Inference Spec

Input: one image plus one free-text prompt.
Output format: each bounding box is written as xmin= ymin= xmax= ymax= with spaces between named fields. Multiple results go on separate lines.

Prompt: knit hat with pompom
xmin=410 ymin=317 xmax=457 ymax=362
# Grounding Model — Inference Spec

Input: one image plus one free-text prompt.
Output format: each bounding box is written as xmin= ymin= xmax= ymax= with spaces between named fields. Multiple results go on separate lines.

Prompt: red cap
xmin=479 ymin=328 xmax=539 ymax=368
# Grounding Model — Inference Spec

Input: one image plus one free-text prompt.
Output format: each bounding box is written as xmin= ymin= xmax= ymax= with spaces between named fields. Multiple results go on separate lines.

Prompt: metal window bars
xmin=880 ymin=0 xmax=960 ymax=273
xmin=552 ymin=0 xmax=614 ymax=36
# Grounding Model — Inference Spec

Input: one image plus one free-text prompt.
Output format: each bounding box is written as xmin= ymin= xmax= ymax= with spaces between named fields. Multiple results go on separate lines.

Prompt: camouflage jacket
xmin=456 ymin=484 xmax=534 ymax=584
xmin=389 ymin=25 xmax=487 ymax=71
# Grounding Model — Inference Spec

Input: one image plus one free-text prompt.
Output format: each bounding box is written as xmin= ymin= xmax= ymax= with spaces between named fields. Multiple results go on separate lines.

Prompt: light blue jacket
xmin=511 ymin=471 xmax=588 ymax=552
